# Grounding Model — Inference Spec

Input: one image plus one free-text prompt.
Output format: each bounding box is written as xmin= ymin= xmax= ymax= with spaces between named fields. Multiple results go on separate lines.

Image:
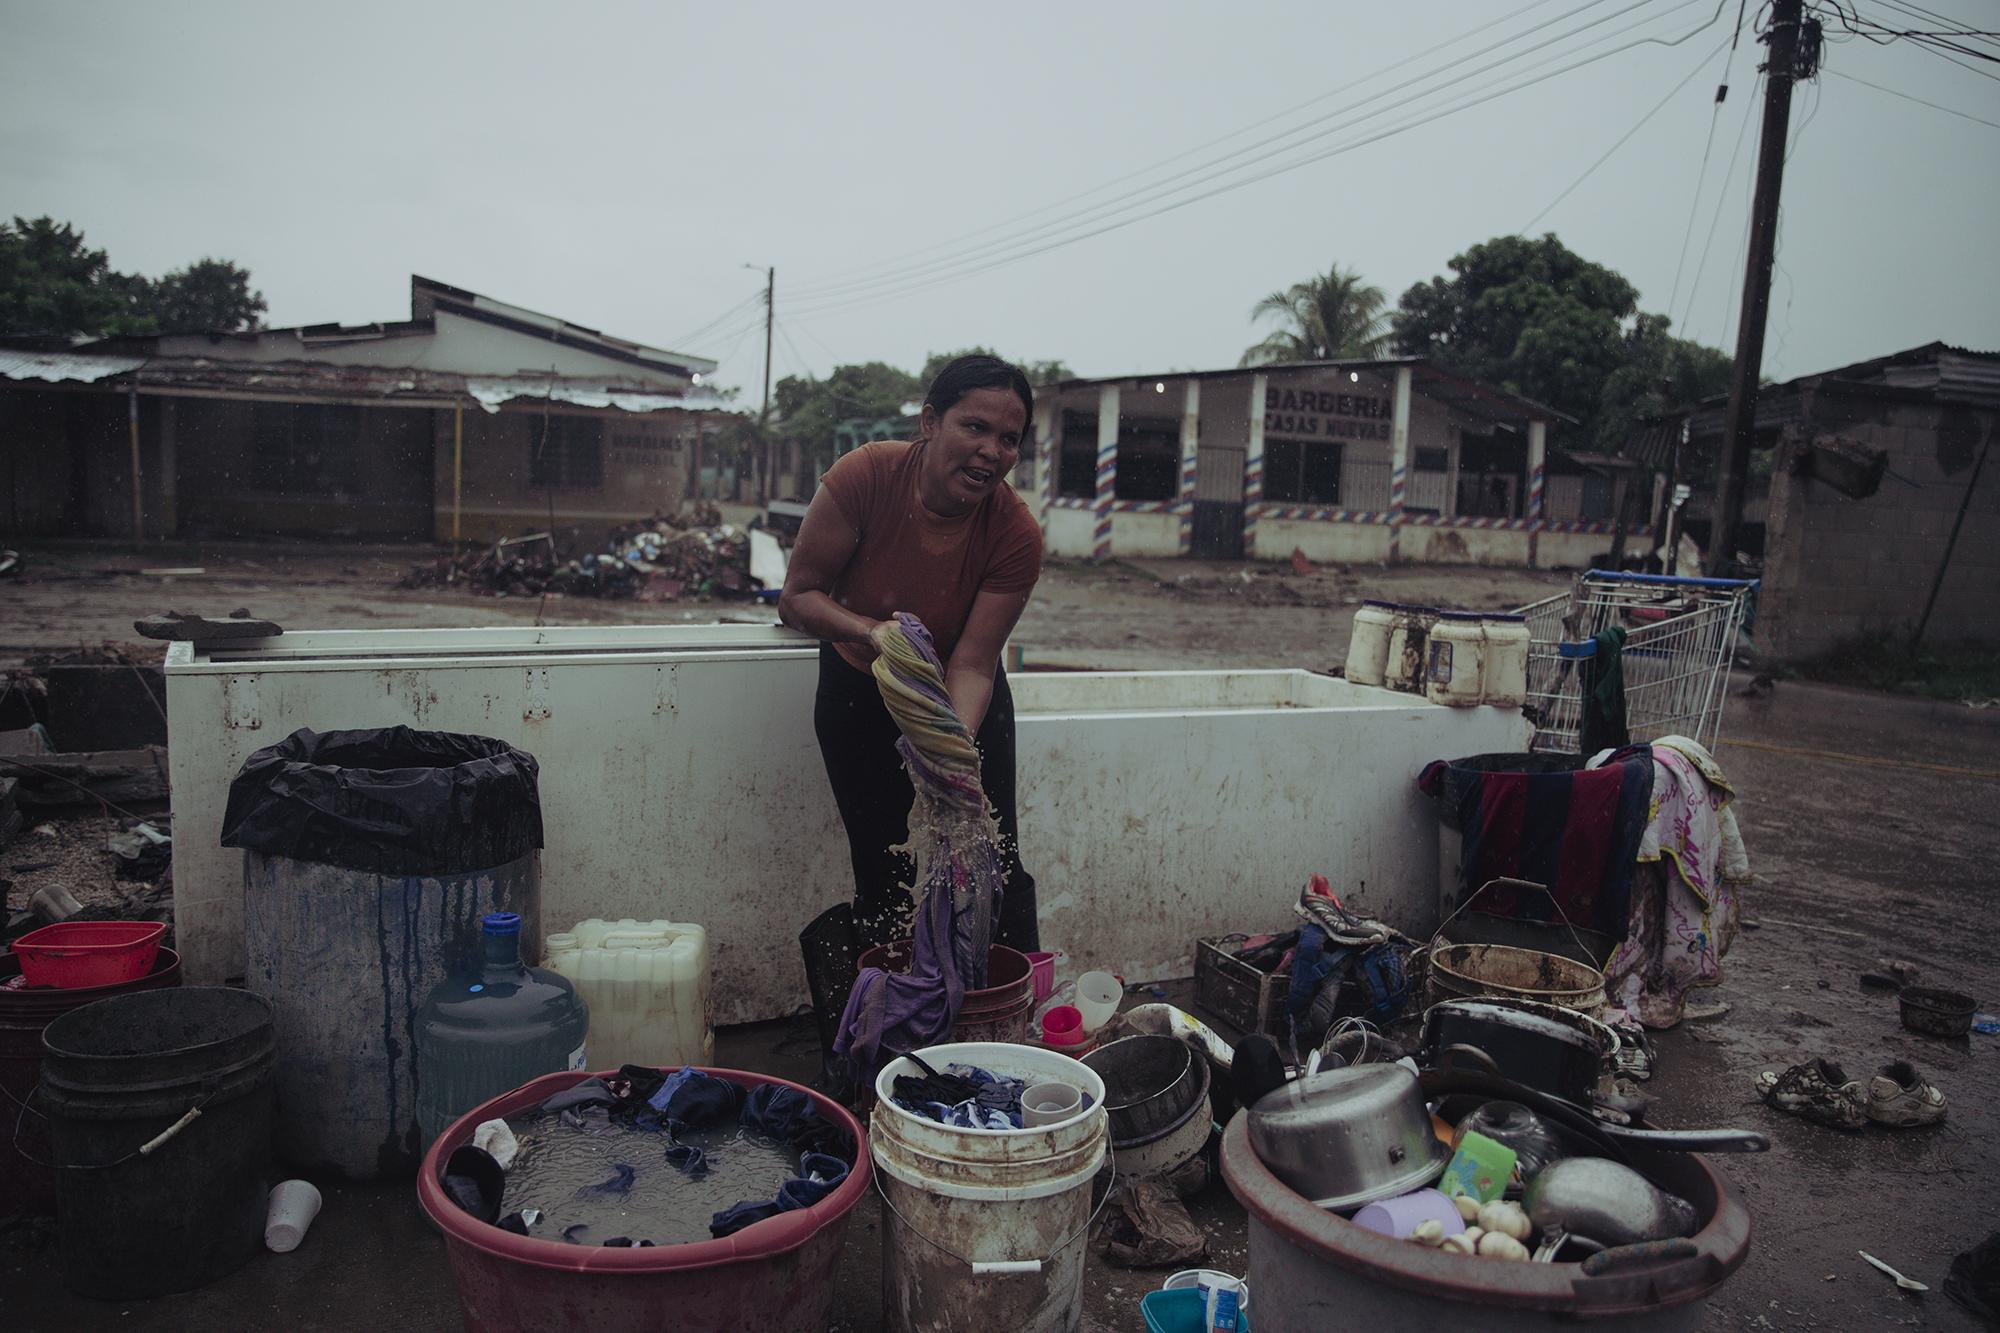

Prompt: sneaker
xmin=1754 ymin=1058 xmax=1867 ymax=1130
xmin=1864 ymin=1061 xmax=1947 ymax=1127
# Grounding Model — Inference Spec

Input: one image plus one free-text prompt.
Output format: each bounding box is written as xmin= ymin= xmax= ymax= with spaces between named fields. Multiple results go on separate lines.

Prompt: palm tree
xmin=1239 ymin=264 xmax=1390 ymax=367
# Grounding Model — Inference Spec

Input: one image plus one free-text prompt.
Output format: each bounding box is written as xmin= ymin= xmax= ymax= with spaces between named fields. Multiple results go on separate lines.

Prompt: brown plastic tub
xmin=1220 ymin=1110 xmax=1750 ymax=1331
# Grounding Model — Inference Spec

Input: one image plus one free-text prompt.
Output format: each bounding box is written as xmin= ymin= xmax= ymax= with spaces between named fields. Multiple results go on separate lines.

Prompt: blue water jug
xmin=415 ymin=912 xmax=589 ymax=1149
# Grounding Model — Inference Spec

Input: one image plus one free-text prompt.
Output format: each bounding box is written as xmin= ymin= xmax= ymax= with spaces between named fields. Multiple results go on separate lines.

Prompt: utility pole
xmin=1707 ymin=0 xmax=1807 ymax=575
xmin=758 ymin=265 xmax=775 ymax=504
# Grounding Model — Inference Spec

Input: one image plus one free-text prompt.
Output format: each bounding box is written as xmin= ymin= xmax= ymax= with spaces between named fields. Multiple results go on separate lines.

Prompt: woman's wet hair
xmin=923 ymin=355 xmax=1034 ymax=430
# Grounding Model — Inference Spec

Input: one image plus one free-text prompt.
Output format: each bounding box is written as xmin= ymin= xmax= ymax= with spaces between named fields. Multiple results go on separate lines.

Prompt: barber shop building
xmin=1030 ymin=359 xmax=1632 ymax=568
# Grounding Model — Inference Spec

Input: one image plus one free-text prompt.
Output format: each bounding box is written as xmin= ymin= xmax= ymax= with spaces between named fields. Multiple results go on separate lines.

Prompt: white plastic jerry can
xmin=1480 ymin=613 xmax=1532 ymax=708
xmin=1343 ymin=600 xmax=1398 ymax=687
xmin=543 ymin=918 xmax=715 ymax=1070
xmin=1424 ymin=612 xmax=1488 ymax=707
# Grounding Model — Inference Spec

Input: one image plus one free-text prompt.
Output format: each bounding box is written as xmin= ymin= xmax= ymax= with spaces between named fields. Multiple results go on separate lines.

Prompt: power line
xmin=786 ymin=2 xmax=1735 ymax=321
xmin=786 ymin=0 xmax=1721 ymax=307
xmin=1675 ymin=70 xmax=1762 ymax=333
xmin=788 ymin=317 xmax=843 ymax=368
xmin=671 ymin=291 xmax=763 ymax=348
xmin=774 ymin=320 xmax=813 ymax=379
xmin=1666 ymin=41 xmax=1741 ymax=320
xmin=1871 ymin=0 xmax=2000 ymax=49
xmin=1823 ymin=65 xmax=2000 ymax=125
xmin=787 ymin=0 xmax=1578 ymax=295
xmin=1518 ymin=32 xmax=1733 ymax=233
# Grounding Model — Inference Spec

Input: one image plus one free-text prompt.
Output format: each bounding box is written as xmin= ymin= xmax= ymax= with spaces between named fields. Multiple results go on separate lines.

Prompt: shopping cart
xmin=1515 ymin=570 xmax=1759 ymax=755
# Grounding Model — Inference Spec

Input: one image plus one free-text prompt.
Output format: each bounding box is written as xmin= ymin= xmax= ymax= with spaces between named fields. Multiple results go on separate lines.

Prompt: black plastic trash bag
xmin=221 ymin=726 xmax=543 ymax=876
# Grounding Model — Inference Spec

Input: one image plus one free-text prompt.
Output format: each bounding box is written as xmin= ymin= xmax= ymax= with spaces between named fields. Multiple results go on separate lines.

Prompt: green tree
xmin=0 ymin=216 xmax=264 ymax=338
xmin=918 ymin=347 xmax=1072 ymax=391
xmin=148 ymin=258 xmax=266 ymax=333
xmin=1391 ymin=234 xmax=1638 ymax=444
xmin=1594 ymin=313 xmax=1732 ymax=452
xmin=1239 ymin=263 xmax=1389 ymax=367
xmin=773 ymin=360 xmax=923 ymax=448
xmin=1392 ymin=233 xmax=1729 ymax=450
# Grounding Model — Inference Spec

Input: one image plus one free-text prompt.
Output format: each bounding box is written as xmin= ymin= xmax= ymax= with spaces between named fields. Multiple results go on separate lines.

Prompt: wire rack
xmin=1516 ymin=570 xmax=1759 ymax=755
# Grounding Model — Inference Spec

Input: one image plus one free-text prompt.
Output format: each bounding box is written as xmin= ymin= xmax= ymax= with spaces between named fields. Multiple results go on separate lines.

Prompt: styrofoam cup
xmin=265 ymin=1179 xmax=323 ymax=1253
xmin=1075 ymin=971 xmax=1121 ymax=1031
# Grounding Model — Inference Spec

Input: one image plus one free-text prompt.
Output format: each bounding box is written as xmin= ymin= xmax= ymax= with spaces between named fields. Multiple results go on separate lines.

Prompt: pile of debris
xmin=400 ymin=504 xmax=786 ymax=603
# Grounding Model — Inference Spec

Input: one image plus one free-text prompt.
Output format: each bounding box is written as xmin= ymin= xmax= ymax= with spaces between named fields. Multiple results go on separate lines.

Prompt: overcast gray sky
xmin=4 ymin=0 xmax=1996 ymax=397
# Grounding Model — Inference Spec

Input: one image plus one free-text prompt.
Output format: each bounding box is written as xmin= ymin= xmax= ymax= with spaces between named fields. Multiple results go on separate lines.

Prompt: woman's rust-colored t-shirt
xmin=819 ymin=440 xmax=1042 ymax=671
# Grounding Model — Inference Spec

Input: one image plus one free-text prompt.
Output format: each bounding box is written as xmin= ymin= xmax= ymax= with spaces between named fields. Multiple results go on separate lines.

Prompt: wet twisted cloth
xmin=1592 ymin=735 xmax=1750 ymax=1029
xmin=834 ymin=613 xmax=1005 ymax=1076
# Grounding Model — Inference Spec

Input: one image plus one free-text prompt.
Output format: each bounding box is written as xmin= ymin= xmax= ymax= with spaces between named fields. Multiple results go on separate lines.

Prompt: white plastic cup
xmin=1075 ymin=971 xmax=1121 ymax=1032
xmin=265 ymin=1179 xmax=323 ymax=1253
xmin=1020 ymin=1080 xmax=1083 ymax=1126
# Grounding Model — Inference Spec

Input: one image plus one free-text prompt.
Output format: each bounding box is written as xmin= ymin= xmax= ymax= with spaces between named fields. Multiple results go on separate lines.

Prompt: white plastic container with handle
xmin=543 ymin=918 xmax=713 ymax=1069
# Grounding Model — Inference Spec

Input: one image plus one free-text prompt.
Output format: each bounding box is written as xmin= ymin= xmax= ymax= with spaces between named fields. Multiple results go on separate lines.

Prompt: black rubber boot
xmin=799 ymin=902 xmax=862 ymax=1103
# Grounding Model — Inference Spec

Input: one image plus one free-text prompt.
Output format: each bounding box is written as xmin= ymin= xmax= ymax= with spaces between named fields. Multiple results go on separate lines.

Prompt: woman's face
xmin=919 ymin=387 xmax=1026 ymax=514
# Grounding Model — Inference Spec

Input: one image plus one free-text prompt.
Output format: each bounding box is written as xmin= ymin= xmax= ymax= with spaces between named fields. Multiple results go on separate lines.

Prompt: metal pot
xmin=1246 ymin=1063 xmax=1449 ymax=1211
xmin=1422 ymin=998 xmax=1605 ymax=1104
xmin=1082 ymin=1035 xmax=1203 ymax=1143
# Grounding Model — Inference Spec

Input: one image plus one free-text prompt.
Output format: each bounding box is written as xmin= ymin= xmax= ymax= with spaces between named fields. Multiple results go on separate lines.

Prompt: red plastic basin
xmin=416 ymin=1068 xmax=872 ymax=1333
xmin=12 ymin=921 xmax=167 ymax=990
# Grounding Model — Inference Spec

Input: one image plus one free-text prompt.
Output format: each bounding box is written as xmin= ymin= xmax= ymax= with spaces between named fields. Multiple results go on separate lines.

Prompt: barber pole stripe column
xmin=1176 ymin=379 xmax=1201 ymax=556
xmin=1093 ymin=383 xmax=1119 ymax=562
xmin=1243 ymin=373 xmax=1267 ymax=559
xmin=1388 ymin=464 xmax=1407 ymax=563
xmin=1526 ymin=419 xmax=1548 ymax=568
xmin=1387 ymin=365 xmax=1413 ymax=565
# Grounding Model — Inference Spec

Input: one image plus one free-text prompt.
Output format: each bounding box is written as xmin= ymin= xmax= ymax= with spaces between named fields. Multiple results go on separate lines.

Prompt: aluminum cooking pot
xmin=1246 ymin=1063 xmax=1449 ymax=1211
xmin=1422 ymin=998 xmax=1606 ymax=1103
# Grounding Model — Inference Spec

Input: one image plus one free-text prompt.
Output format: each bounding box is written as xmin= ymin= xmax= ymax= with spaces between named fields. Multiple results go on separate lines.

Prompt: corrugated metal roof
xmin=463 ymin=378 xmax=743 ymax=415
xmin=0 ymin=350 xmax=146 ymax=383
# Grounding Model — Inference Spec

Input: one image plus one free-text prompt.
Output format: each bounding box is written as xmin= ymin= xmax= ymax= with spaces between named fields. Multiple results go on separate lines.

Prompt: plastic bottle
xmin=1342 ymin=601 xmax=1397 ymax=687
xmin=1479 ymin=612 xmax=1532 ymax=708
xmin=543 ymin=918 xmax=713 ymax=1069
xmin=414 ymin=912 xmax=589 ymax=1149
xmin=1384 ymin=607 xmax=1437 ymax=693
xmin=1424 ymin=612 xmax=1488 ymax=707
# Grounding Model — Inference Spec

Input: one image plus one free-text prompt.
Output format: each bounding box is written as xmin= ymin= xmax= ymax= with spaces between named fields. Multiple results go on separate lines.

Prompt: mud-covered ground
xmin=3 ymin=536 xmax=1994 ymax=1331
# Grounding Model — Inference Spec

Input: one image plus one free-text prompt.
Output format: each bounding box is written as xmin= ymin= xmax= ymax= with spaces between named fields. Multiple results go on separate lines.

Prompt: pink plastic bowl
xmin=12 ymin=921 xmax=167 ymax=990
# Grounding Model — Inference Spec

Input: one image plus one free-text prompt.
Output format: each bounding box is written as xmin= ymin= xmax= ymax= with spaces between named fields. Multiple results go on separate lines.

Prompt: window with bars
xmin=1263 ymin=439 xmax=1343 ymax=504
xmin=528 ymin=415 xmax=605 ymax=490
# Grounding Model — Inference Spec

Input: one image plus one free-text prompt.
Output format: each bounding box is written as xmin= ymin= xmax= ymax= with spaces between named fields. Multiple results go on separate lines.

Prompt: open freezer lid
xmin=165 ymin=621 xmax=817 ymax=674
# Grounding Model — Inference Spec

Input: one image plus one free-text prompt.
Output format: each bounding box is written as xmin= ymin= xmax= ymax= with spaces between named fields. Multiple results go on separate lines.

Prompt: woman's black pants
xmin=813 ymin=643 xmax=1039 ymax=953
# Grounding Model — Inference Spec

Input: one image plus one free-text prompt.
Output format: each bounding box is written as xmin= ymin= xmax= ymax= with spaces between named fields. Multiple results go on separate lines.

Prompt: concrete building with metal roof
xmin=0 ymin=276 xmax=740 ymax=544
xmin=1026 ymin=358 xmax=1629 ymax=569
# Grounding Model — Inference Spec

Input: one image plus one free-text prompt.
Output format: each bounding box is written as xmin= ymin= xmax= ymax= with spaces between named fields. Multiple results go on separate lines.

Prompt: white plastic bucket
xmin=872 ymin=1042 xmax=1109 ymax=1333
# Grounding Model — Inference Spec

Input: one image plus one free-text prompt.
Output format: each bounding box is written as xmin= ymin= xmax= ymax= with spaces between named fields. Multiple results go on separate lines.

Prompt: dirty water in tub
xmin=501 ymin=1114 xmax=801 ymax=1246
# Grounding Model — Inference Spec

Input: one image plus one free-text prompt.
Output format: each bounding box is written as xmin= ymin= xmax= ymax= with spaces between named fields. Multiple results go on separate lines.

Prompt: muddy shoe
xmin=1864 ymin=1061 xmax=1948 ymax=1127
xmin=1754 ymin=1058 xmax=1867 ymax=1130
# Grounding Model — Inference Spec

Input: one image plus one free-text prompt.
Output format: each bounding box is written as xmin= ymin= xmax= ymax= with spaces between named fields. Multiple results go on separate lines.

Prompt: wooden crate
xmin=1193 ymin=936 xmax=1291 ymax=1037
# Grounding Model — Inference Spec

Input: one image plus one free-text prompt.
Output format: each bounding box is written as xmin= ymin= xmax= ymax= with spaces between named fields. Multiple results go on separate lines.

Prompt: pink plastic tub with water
xmin=416 ymin=1068 xmax=872 ymax=1333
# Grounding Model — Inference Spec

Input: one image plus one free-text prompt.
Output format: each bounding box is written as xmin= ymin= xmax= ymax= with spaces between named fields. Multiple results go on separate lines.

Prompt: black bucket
xmin=38 ymin=987 xmax=276 ymax=1300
